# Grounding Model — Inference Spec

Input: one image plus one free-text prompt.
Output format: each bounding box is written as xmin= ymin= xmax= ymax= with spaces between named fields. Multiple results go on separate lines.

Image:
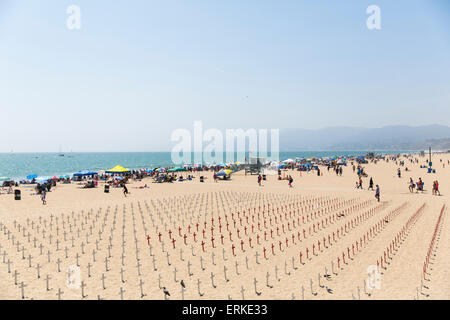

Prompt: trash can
xmin=104 ymin=185 xmax=110 ymax=193
xmin=14 ymin=189 xmax=21 ymax=200
xmin=262 ymin=174 xmax=267 ymax=181
xmin=200 ymin=176 xmax=204 ymax=183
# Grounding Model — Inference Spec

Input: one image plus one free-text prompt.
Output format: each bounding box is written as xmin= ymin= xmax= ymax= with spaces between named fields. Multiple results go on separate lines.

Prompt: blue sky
xmin=0 ymin=0 xmax=449 ymax=152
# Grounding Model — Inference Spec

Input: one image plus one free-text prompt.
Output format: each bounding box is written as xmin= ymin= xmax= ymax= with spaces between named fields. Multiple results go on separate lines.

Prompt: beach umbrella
xmin=105 ymin=165 xmax=131 ymax=174
xmin=27 ymin=174 xmax=38 ymax=180
xmin=282 ymin=159 xmax=295 ymax=163
xmin=74 ymin=170 xmax=98 ymax=177
xmin=52 ymin=176 xmax=58 ymax=180
xmin=224 ymin=169 xmax=233 ymax=175
xmin=113 ymin=176 xmax=124 ymax=180
xmin=216 ymin=170 xmax=227 ymax=177
xmin=168 ymin=167 xmax=187 ymax=172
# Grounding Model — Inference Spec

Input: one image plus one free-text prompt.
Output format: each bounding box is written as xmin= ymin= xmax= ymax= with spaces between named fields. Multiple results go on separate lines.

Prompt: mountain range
xmin=279 ymin=124 xmax=450 ymax=151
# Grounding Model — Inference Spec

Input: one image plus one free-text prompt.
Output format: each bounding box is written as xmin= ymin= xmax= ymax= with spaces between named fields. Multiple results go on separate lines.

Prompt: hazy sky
xmin=1 ymin=0 xmax=449 ymax=152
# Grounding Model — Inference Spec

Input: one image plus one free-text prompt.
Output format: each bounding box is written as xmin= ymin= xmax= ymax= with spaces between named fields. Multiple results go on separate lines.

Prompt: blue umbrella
xmin=74 ymin=170 xmax=98 ymax=177
xmin=216 ymin=170 xmax=227 ymax=177
xmin=27 ymin=174 xmax=38 ymax=180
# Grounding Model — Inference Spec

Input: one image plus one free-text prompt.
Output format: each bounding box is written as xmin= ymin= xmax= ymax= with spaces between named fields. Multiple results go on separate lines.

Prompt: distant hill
xmin=279 ymin=125 xmax=450 ymax=151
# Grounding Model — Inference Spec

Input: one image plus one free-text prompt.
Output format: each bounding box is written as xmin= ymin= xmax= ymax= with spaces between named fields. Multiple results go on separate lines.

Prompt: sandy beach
xmin=0 ymin=153 xmax=448 ymax=300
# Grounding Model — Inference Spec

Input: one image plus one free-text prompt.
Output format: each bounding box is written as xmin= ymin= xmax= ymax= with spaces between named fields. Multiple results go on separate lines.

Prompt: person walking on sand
xmin=288 ymin=175 xmax=293 ymax=188
xmin=41 ymin=189 xmax=47 ymax=205
xmin=375 ymin=185 xmax=380 ymax=202
xmin=123 ymin=184 xmax=128 ymax=197
xmin=409 ymin=178 xmax=415 ymax=193
xmin=435 ymin=180 xmax=440 ymax=196
xmin=417 ymin=178 xmax=424 ymax=193
xmin=368 ymin=177 xmax=374 ymax=190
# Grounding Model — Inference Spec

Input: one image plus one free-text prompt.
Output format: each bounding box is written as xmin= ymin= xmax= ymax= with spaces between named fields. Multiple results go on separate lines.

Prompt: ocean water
xmin=0 ymin=151 xmax=412 ymax=180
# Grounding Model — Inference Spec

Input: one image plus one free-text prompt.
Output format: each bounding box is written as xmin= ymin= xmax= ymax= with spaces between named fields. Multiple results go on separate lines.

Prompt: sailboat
xmin=58 ymin=145 xmax=64 ymax=157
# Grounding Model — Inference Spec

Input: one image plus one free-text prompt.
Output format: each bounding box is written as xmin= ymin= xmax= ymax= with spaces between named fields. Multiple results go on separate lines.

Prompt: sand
xmin=0 ymin=153 xmax=448 ymax=300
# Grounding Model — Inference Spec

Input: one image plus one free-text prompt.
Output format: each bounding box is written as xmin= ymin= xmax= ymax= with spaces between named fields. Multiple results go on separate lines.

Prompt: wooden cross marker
xmin=180 ymin=248 xmax=184 ymax=261
xmin=87 ymin=262 xmax=92 ymax=278
xmin=158 ymin=274 xmax=162 ymax=289
xmin=101 ymin=273 xmax=106 ymax=290
xmin=139 ymin=279 xmax=146 ymax=298
xmin=266 ymin=272 xmax=273 ymax=288
xmin=224 ymin=265 xmax=229 ymax=282
xmin=104 ymin=257 xmax=110 ymax=271
xmin=210 ymin=272 xmax=217 ymax=288
xmin=7 ymin=259 xmax=12 ymax=273
xmin=136 ymin=261 xmax=142 ymax=276
xmin=285 ymin=261 xmax=291 ymax=276
xmin=197 ymin=279 xmax=204 ymax=297
xmin=36 ymin=263 xmax=41 ymax=279
xmin=13 ymin=270 xmax=19 ymax=285
xmin=56 ymin=258 xmax=61 ymax=272
xmin=46 ymin=274 xmax=52 ymax=291
xmin=56 ymin=288 xmax=64 ymax=300
xmin=254 ymin=278 xmax=261 ymax=295
xmin=81 ymin=281 xmax=87 ymax=298
xmin=166 ymin=252 xmax=171 ymax=266
xmin=310 ymin=278 xmax=317 ymax=296
xmin=19 ymin=282 xmax=27 ymax=299
xmin=75 ymin=253 xmax=80 ymax=267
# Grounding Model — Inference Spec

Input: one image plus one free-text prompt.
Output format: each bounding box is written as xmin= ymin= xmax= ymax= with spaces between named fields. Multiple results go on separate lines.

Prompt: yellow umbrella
xmin=224 ymin=169 xmax=233 ymax=175
xmin=105 ymin=165 xmax=131 ymax=173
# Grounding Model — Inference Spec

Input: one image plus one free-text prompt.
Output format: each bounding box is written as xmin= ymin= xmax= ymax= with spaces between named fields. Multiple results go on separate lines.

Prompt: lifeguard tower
xmin=245 ymin=157 xmax=265 ymax=175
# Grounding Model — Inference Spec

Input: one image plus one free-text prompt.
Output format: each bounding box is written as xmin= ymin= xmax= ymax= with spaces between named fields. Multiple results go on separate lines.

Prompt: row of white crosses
xmin=0 ymin=190 xmax=397 ymax=300
xmin=138 ymin=191 xmax=384 ymax=300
